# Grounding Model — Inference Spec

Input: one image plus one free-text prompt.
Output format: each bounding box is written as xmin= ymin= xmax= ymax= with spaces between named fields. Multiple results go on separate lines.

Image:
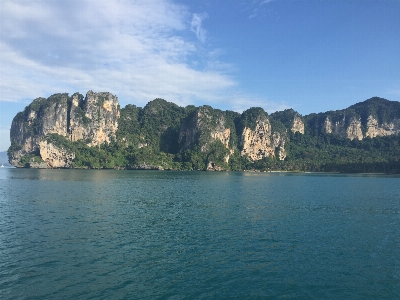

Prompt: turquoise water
xmin=0 ymin=169 xmax=399 ymax=299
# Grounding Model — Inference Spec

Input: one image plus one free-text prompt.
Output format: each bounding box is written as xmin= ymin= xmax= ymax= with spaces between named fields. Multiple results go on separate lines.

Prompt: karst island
xmin=8 ymin=91 xmax=400 ymax=173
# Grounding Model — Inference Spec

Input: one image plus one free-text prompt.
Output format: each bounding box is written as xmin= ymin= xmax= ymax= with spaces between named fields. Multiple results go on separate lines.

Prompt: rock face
xmin=179 ymin=106 xmax=231 ymax=151
xmin=179 ymin=106 xmax=234 ymax=168
xmin=178 ymin=106 xmax=288 ymax=170
xmin=241 ymin=118 xmax=273 ymax=160
xmin=39 ymin=140 xmax=75 ymax=168
xmin=365 ymin=116 xmax=400 ymax=138
xmin=69 ymin=91 xmax=120 ymax=146
xmin=346 ymin=118 xmax=363 ymax=140
xmin=319 ymin=114 xmax=400 ymax=141
xmin=322 ymin=116 xmax=362 ymax=140
xmin=323 ymin=117 xmax=333 ymax=134
xmin=291 ymin=116 xmax=305 ymax=134
xmin=322 ymin=116 xmax=347 ymax=137
xmin=9 ymin=91 xmax=119 ymax=168
xmin=308 ymin=97 xmax=400 ymax=141
xmin=240 ymin=117 xmax=286 ymax=161
xmin=8 ymin=93 xmax=400 ymax=170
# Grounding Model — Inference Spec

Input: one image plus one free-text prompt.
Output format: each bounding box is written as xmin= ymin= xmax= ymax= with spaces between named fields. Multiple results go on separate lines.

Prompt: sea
xmin=0 ymin=168 xmax=399 ymax=299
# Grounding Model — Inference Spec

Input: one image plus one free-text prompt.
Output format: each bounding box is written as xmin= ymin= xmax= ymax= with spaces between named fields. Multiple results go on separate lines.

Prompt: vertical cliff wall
xmin=307 ymin=97 xmax=400 ymax=140
xmin=69 ymin=91 xmax=120 ymax=146
xmin=8 ymin=93 xmax=400 ymax=170
xmin=179 ymin=106 xmax=232 ymax=151
xmin=178 ymin=106 xmax=236 ymax=169
xmin=238 ymin=108 xmax=287 ymax=162
xmin=8 ymin=91 xmax=119 ymax=168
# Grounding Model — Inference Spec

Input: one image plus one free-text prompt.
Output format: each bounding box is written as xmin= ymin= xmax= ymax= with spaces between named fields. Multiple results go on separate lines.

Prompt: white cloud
xmin=0 ymin=0 xmax=289 ymax=126
xmin=0 ymin=0 xmax=234 ymax=108
xmin=260 ymin=0 xmax=274 ymax=5
xmin=190 ymin=13 xmax=208 ymax=43
xmin=247 ymin=0 xmax=275 ymax=19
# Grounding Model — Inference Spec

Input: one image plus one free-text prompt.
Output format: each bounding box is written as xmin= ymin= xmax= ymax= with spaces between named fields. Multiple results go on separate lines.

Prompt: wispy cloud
xmin=0 ymin=0 xmax=232 ymax=108
xmin=190 ymin=13 xmax=208 ymax=43
xmin=0 ymin=0 xmax=288 ymax=118
xmin=248 ymin=0 xmax=275 ymax=19
xmin=260 ymin=0 xmax=274 ymax=5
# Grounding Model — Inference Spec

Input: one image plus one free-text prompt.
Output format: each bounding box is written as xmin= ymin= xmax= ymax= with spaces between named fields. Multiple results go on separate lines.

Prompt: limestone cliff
xmin=346 ymin=118 xmax=363 ymax=140
xmin=321 ymin=116 xmax=362 ymax=140
xmin=178 ymin=106 xmax=235 ymax=168
xmin=178 ymin=106 xmax=288 ymax=167
xmin=269 ymin=108 xmax=304 ymax=134
xmin=322 ymin=116 xmax=345 ymax=136
xmin=309 ymin=97 xmax=400 ymax=140
xmin=323 ymin=116 xmax=333 ymax=134
xmin=241 ymin=118 xmax=273 ymax=160
xmin=239 ymin=108 xmax=286 ymax=161
xmin=8 ymin=93 xmax=400 ymax=170
xmin=291 ymin=116 xmax=305 ymax=134
xmin=39 ymin=140 xmax=75 ymax=168
xmin=8 ymin=91 xmax=119 ymax=168
xmin=365 ymin=115 xmax=400 ymax=138
xmin=69 ymin=91 xmax=120 ymax=146
xmin=240 ymin=118 xmax=286 ymax=161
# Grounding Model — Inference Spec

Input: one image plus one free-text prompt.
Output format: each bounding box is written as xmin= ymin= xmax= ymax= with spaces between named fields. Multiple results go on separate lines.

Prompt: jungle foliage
xmin=12 ymin=96 xmax=400 ymax=173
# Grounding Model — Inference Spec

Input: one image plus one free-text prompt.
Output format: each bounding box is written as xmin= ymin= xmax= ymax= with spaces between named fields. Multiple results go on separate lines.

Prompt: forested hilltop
xmin=8 ymin=91 xmax=400 ymax=173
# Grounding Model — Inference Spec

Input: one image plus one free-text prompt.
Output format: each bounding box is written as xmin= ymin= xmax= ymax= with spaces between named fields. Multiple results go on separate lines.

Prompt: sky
xmin=0 ymin=0 xmax=399 ymax=151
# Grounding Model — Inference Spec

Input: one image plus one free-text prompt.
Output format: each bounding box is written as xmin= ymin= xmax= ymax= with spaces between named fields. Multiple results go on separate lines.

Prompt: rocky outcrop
xmin=272 ymin=132 xmax=286 ymax=160
xmin=322 ymin=116 xmax=346 ymax=136
xmin=365 ymin=116 xmax=400 ymax=138
xmin=178 ymin=112 xmax=200 ymax=151
xmin=240 ymin=117 xmax=286 ymax=161
xmin=179 ymin=106 xmax=289 ymax=164
xmin=322 ymin=116 xmax=362 ymax=140
xmin=321 ymin=114 xmax=400 ymax=140
xmin=9 ymin=91 xmax=119 ymax=168
xmin=210 ymin=125 xmax=231 ymax=150
xmin=39 ymin=140 xmax=75 ymax=168
xmin=241 ymin=118 xmax=273 ymax=160
xmin=9 ymin=93 xmax=400 ymax=170
xmin=323 ymin=117 xmax=333 ymax=134
xmin=178 ymin=106 xmax=235 ymax=169
xmin=291 ymin=116 xmax=305 ymax=134
xmin=309 ymin=97 xmax=400 ymax=141
xmin=69 ymin=91 xmax=120 ymax=146
xmin=346 ymin=118 xmax=363 ymax=140
xmin=128 ymin=163 xmax=164 ymax=170
xmin=179 ymin=106 xmax=232 ymax=152
xmin=210 ymin=126 xmax=232 ymax=164
xmin=206 ymin=161 xmax=225 ymax=171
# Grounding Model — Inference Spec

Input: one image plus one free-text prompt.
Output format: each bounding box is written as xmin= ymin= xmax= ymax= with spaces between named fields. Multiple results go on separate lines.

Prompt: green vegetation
xmin=236 ymin=107 xmax=267 ymax=132
xmin=140 ymin=98 xmax=185 ymax=153
xmin=270 ymin=108 xmax=301 ymax=130
xmin=8 ymin=94 xmax=400 ymax=173
xmin=19 ymin=154 xmax=44 ymax=168
xmin=7 ymin=142 xmax=22 ymax=156
xmin=282 ymin=131 xmax=400 ymax=173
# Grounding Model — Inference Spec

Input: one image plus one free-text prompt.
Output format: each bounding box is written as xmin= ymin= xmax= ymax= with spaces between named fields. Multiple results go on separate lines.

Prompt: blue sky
xmin=1 ymin=0 xmax=399 ymax=151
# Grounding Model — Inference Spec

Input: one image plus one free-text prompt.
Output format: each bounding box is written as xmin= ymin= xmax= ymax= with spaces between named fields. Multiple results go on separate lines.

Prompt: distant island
xmin=7 ymin=91 xmax=400 ymax=173
xmin=0 ymin=151 xmax=12 ymax=167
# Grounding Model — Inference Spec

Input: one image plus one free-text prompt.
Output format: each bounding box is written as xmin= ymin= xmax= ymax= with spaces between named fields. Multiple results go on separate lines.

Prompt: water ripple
xmin=0 ymin=169 xmax=399 ymax=299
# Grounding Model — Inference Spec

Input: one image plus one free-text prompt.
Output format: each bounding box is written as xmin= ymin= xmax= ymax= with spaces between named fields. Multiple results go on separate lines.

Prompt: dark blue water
xmin=0 ymin=169 xmax=399 ymax=299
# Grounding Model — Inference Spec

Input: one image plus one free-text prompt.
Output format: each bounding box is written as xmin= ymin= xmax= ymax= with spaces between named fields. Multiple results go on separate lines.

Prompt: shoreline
xmin=3 ymin=167 xmax=393 ymax=175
